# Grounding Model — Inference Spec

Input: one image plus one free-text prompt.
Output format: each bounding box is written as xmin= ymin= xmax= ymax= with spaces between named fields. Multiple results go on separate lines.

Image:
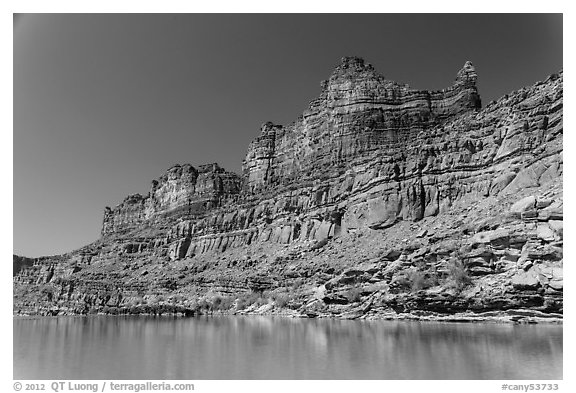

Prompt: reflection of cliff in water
xmin=14 ymin=316 xmax=562 ymax=379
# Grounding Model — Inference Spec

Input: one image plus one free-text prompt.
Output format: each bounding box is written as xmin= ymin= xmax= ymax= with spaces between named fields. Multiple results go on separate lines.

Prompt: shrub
xmin=211 ymin=295 xmax=222 ymax=309
xmin=344 ymin=286 xmax=363 ymax=302
xmin=408 ymin=270 xmax=438 ymax=292
xmin=40 ymin=284 xmax=55 ymax=301
xmin=208 ymin=295 xmax=234 ymax=311
xmin=445 ymin=257 xmax=472 ymax=291
xmin=235 ymin=298 xmax=247 ymax=311
xmin=197 ymin=298 xmax=210 ymax=312
xmin=409 ymin=270 xmax=428 ymax=291
xmin=169 ymin=294 xmax=184 ymax=304
xmin=219 ymin=296 xmax=234 ymax=310
xmin=291 ymin=278 xmax=304 ymax=290
xmin=391 ymin=274 xmax=411 ymax=291
xmin=235 ymin=291 xmax=264 ymax=310
xmin=272 ymin=292 xmax=292 ymax=308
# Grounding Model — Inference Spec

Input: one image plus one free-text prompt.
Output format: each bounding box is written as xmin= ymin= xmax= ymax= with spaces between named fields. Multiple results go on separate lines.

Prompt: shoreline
xmin=13 ymin=308 xmax=563 ymax=324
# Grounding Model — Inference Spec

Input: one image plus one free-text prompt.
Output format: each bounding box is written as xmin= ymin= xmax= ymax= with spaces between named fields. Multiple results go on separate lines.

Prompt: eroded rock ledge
xmin=13 ymin=58 xmax=563 ymax=322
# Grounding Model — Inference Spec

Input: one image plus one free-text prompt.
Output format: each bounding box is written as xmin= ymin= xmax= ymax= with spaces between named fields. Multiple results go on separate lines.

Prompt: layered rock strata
xmin=243 ymin=57 xmax=481 ymax=194
xmin=13 ymin=57 xmax=563 ymax=322
xmin=101 ymin=163 xmax=241 ymax=235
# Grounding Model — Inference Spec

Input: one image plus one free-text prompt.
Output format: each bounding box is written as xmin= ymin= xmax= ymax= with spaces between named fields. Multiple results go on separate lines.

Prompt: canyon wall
xmin=13 ymin=57 xmax=563 ymax=321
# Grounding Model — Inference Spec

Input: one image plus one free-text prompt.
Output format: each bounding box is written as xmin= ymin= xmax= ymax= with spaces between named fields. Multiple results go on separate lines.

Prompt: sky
xmin=13 ymin=14 xmax=563 ymax=257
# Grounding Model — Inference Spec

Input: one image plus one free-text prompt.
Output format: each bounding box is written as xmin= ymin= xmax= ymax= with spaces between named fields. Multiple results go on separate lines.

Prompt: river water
xmin=13 ymin=316 xmax=562 ymax=380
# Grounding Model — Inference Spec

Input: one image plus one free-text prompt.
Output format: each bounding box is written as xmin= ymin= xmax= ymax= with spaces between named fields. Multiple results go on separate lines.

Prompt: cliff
xmin=101 ymin=163 xmax=242 ymax=235
xmin=243 ymin=57 xmax=480 ymax=194
xmin=13 ymin=57 xmax=563 ymax=323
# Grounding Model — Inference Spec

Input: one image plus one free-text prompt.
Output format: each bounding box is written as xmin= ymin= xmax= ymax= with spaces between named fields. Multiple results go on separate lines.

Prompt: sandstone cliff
xmin=13 ymin=57 xmax=563 ymax=323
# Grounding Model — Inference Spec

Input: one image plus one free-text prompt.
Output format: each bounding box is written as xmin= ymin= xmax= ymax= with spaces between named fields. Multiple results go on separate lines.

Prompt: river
xmin=13 ymin=316 xmax=562 ymax=379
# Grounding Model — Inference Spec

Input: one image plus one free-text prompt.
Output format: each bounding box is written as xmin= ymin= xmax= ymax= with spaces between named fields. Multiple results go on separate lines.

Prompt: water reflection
xmin=14 ymin=316 xmax=562 ymax=380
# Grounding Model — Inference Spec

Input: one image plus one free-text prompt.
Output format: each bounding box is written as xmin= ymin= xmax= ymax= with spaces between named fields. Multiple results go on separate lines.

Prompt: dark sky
xmin=13 ymin=14 xmax=562 ymax=257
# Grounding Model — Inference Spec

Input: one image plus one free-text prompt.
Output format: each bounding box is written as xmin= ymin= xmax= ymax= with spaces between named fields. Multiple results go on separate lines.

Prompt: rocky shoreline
xmin=14 ymin=308 xmax=563 ymax=325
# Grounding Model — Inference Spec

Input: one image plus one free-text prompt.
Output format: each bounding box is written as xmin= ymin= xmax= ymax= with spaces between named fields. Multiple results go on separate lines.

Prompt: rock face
xmin=243 ymin=57 xmax=481 ymax=194
xmin=102 ymin=163 xmax=242 ymax=235
xmin=13 ymin=57 xmax=563 ymax=322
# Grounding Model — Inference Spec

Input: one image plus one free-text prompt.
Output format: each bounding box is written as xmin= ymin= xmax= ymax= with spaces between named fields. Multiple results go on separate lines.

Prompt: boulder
xmin=536 ymin=223 xmax=555 ymax=242
xmin=511 ymin=269 xmax=540 ymax=290
xmin=471 ymin=228 xmax=510 ymax=247
xmin=548 ymin=220 xmax=563 ymax=238
xmin=510 ymin=196 xmax=536 ymax=213
xmin=536 ymin=198 xmax=554 ymax=209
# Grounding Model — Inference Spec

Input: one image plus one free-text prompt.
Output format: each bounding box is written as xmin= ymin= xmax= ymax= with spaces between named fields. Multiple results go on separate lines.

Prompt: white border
xmin=4 ymin=3 xmax=572 ymax=393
